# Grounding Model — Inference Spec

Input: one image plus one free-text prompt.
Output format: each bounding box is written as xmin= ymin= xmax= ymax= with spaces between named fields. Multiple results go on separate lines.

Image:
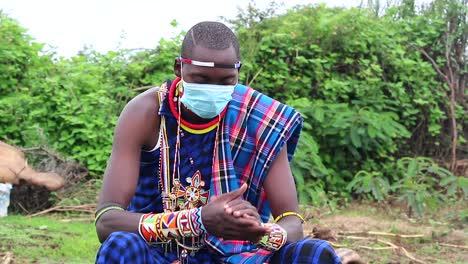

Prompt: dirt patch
xmin=303 ymin=202 xmax=467 ymax=264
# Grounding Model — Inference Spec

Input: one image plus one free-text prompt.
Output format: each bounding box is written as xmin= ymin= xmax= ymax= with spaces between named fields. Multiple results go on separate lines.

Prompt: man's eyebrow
xmin=188 ymin=69 xmax=237 ymax=78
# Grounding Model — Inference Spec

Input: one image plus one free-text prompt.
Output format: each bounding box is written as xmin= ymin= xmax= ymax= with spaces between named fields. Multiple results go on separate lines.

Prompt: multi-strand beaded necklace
xmin=157 ymin=79 xmax=225 ymax=260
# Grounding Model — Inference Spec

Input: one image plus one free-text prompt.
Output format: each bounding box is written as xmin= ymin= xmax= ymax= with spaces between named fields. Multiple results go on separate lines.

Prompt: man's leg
xmin=96 ymin=231 xmax=171 ymax=264
xmin=269 ymin=238 xmax=342 ymax=264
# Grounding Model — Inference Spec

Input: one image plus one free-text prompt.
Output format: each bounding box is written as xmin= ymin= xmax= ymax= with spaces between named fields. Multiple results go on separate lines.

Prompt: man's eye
xmin=223 ymin=79 xmax=236 ymax=85
xmin=193 ymin=77 xmax=207 ymax=83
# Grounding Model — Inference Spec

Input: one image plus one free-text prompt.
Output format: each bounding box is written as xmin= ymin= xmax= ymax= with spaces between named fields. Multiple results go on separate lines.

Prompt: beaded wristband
xmin=256 ymin=223 xmax=288 ymax=251
xmin=274 ymin=211 xmax=305 ymax=223
xmin=139 ymin=207 xmax=206 ymax=244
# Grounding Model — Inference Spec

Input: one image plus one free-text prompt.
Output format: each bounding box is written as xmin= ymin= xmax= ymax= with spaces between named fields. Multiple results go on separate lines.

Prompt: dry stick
xmin=339 ymin=235 xmax=427 ymax=264
xmin=358 ymin=246 xmax=394 ymax=250
xmin=16 ymin=202 xmax=31 ymax=215
xmin=339 ymin=231 xmax=424 ymax=238
xmin=1 ymin=252 xmax=13 ymax=264
xmin=439 ymin=243 xmax=468 ymax=250
xmin=29 ymin=203 xmax=97 ymax=217
xmin=59 ymin=218 xmax=94 ymax=223
xmin=418 ymin=46 xmax=458 ymax=172
xmin=21 ymin=146 xmax=67 ymax=163
xmin=247 ymin=68 xmax=263 ymax=87
xmin=329 ymin=242 xmax=349 ymax=248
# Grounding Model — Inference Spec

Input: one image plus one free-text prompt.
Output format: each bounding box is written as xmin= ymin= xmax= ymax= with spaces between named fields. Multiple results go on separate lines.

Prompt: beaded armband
xmin=274 ymin=211 xmax=305 ymax=223
xmin=256 ymin=223 xmax=288 ymax=251
xmin=138 ymin=207 xmax=206 ymax=244
xmin=94 ymin=203 xmax=125 ymax=225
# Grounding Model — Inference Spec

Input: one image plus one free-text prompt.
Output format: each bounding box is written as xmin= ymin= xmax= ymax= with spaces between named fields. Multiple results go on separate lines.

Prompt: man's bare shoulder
xmin=115 ymin=86 xmax=162 ymax=149
xmin=124 ymin=86 xmax=161 ymax=118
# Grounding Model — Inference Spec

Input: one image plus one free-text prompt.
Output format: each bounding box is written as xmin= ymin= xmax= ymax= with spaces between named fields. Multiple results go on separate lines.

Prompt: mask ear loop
xmin=172 ymin=80 xmax=182 ymax=185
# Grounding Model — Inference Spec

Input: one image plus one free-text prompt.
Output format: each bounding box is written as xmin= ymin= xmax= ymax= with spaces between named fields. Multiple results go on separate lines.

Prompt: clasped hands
xmin=201 ymin=183 xmax=269 ymax=243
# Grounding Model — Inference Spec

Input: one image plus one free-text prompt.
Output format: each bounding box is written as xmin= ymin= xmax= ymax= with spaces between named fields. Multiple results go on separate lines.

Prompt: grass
xmin=0 ymin=214 xmax=100 ymax=263
xmin=0 ymin=201 xmax=466 ymax=263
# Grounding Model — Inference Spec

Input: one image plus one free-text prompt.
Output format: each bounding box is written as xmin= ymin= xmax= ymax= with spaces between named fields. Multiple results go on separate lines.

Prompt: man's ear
xmin=174 ymin=57 xmax=181 ymax=77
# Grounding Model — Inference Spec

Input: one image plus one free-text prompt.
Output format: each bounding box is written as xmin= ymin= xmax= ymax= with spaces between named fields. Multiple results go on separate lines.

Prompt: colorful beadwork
xmin=171 ymin=170 xmax=210 ymax=210
xmin=142 ymin=81 xmax=218 ymax=260
xmin=256 ymin=223 xmax=288 ymax=251
xmin=139 ymin=208 xmax=207 ymax=245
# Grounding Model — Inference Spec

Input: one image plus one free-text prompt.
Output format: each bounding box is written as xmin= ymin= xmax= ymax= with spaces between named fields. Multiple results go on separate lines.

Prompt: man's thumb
xmin=220 ymin=183 xmax=247 ymax=201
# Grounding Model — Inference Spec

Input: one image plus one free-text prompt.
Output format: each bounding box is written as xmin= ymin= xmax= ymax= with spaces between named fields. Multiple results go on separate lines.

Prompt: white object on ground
xmin=0 ymin=183 xmax=12 ymax=217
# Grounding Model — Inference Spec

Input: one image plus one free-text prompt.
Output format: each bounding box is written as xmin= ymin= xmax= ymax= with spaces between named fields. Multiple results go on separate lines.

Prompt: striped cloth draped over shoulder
xmin=205 ymin=84 xmax=303 ymax=258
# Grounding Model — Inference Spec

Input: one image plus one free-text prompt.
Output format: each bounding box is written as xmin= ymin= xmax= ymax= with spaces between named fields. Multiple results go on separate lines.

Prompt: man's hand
xmin=202 ymin=184 xmax=268 ymax=242
xmin=224 ymin=198 xmax=261 ymax=221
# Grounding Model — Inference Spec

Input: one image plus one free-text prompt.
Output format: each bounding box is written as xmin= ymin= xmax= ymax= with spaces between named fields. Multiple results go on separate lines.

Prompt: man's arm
xmin=95 ymin=89 xmax=160 ymax=243
xmin=263 ymin=146 xmax=304 ymax=242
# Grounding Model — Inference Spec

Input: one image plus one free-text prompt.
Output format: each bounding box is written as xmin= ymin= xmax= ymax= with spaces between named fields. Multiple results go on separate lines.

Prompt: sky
xmin=0 ymin=0 xmax=431 ymax=57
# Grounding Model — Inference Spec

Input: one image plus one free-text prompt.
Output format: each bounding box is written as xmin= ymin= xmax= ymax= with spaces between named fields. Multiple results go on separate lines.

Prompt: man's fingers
xmin=225 ymin=201 xmax=251 ymax=215
xmin=225 ymin=199 xmax=244 ymax=208
xmin=217 ymin=183 xmax=247 ymax=202
xmin=232 ymin=208 xmax=259 ymax=218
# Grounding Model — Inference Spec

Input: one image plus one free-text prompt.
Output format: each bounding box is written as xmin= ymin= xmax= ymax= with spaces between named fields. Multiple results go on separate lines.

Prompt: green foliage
xmin=391 ymin=157 xmax=466 ymax=217
xmin=290 ymin=97 xmax=410 ymax=197
xmin=229 ymin=1 xmax=465 ymax=207
xmin=349 ymin=156 xmax=467 ymax=217
xmin=347 ymin=171 xmax=391 ymax=201
xmin=0 ymin=1 xmax=465 ymax=210
xmin=0 ymin=13 xmax=178 ymax=175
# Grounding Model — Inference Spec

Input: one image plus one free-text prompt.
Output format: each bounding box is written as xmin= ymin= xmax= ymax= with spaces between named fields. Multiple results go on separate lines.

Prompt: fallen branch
xmin=339 ymin=235 xmax=427 ymax=264
xmin=0 ymin=252 xmax=13 ymax=264
xmin=439 ymin=243 xmax=468 ymax=250
xmin=29 ymin=203 xmax=96 ymax=217
xmin=358 ymin=246 xmax=394 ymax=250
xmin=339 ymin=230 xmax=424 ymax=238
xmin=59 ymin=218 xmax=94 ymax=223
xmin=329 ymin=242 xmax=349 ymax=248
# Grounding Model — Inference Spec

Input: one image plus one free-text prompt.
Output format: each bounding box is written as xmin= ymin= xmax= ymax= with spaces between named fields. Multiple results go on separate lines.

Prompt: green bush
xmin=0 ymin=1 xmax=465 ymax=210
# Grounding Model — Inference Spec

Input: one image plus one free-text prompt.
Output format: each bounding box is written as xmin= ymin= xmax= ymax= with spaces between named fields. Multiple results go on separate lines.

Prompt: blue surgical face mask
xmin=180 ymin=69 xmax=237 ymax=119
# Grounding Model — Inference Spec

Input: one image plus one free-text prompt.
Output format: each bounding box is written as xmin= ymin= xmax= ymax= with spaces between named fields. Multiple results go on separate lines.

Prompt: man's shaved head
xmin=181 ymin=21 xmax=240 ymax=60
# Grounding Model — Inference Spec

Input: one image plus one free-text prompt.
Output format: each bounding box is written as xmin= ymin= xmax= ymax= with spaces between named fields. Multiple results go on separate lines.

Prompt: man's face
xmin=175 ymin=45 xmax=239 ymax=85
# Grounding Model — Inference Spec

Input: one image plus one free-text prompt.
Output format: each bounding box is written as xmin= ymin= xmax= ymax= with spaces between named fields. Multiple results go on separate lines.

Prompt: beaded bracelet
xmin=256 ymin=223 xmax=288 ymax=251
xmin=274 ymin=211 xmax=305 ymax=223
xmin=139 ymin=207 xmax=206 ymax=244
xmin=94 ymin=204 xmax=125 ymax=225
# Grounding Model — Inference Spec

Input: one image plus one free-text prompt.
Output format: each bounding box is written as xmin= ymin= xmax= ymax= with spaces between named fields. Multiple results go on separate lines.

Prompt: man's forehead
xmin=189 ymin=45 xmax=238 ymax=65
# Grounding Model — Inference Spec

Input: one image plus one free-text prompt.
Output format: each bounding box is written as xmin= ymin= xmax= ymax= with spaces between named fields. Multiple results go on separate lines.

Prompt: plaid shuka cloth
xmin=205 ymin=83 xmax=304 ymax=260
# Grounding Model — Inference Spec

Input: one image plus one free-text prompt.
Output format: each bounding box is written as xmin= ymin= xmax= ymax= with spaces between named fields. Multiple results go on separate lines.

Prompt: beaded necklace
xmin=158 ymin=79 xmax=224 ymax=259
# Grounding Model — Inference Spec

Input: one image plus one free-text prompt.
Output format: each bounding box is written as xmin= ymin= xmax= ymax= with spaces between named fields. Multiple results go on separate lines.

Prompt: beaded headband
xmin=178 ymin=56 xmax=242 ymax=69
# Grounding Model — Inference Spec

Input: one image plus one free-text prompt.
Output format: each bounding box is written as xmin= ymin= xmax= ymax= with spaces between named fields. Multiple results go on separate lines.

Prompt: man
xmin=95 ymin=21 xmax=341 ymax=264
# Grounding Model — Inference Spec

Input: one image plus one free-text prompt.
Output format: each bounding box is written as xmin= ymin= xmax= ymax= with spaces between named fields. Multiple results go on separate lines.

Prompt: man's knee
xmin=96 ymin=232 xmax=146 ymax=263
xmin=298 ymin=239 xmax=341 ymax=263
xmin=272 ymin=238 xmax=342 ymax=264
